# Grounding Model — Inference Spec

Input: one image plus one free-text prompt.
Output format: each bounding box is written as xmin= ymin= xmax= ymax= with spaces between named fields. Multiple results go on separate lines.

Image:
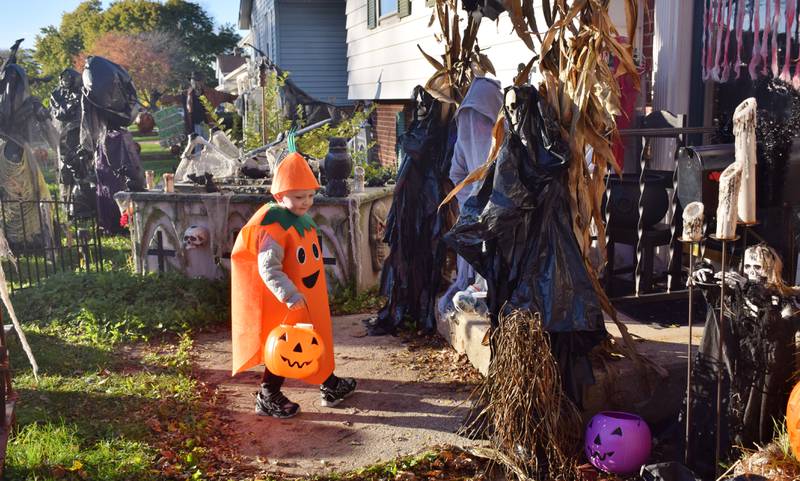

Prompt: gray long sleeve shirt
xmin=257 ymin=233 xmax=305 ymax=308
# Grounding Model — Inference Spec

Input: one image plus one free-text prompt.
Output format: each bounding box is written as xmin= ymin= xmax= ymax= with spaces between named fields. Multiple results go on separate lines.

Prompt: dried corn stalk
xmin=421 ymin=0 xmax=497 ymax=113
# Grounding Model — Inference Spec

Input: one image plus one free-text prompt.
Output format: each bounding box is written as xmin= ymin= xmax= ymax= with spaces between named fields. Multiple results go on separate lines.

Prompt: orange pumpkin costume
xmin=230 ymin=153 xmax=334 ymax=385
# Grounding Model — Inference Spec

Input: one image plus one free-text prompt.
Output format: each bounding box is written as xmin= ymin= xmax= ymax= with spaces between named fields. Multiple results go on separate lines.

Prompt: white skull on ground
xmin=183 ymin=225 xmax=209 ymax=249
xmin=743 ymin=245 xmax=775 ymax=283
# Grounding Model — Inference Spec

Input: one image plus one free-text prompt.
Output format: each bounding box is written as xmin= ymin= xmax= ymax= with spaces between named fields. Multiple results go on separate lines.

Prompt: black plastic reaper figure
xmin=685 ymin=244 xmax=800 ymax=478
xmin=51 ymin=68 xmax=94 ymax=218
xmin=444 ymin=85 xmax=608 ymax=404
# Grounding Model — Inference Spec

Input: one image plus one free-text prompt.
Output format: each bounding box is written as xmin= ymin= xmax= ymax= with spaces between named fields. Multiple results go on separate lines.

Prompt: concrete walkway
xmin=193 ymin=314 xmax=485 ymax=476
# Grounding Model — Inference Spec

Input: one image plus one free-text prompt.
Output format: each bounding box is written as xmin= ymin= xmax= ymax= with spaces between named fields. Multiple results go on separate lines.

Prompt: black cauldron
xmin=605 ymin=172 xmax=670 ymax=229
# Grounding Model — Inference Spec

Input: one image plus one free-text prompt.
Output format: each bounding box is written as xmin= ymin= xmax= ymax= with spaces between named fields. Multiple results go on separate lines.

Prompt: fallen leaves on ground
xmin=394 ymin=332 xmax=483 ymax=385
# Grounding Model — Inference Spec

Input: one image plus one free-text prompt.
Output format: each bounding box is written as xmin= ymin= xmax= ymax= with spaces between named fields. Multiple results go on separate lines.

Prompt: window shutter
xmin=367 ymin=0 xmax=377 ymax=29
xmin=398 ymin=0 xmax=412 ymax=18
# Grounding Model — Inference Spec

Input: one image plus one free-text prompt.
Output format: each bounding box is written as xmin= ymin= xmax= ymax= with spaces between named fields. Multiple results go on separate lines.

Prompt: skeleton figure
xmin=183 ymin=225 xmax=209 ymax=250
xmin=684 ymin=244 xmax=800 ymax=477
xmin=693 ymin=244 xmax=797 ymax=318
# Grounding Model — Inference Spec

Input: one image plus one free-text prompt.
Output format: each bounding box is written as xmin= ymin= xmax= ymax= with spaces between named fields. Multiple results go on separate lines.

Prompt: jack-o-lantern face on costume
xmin=260 ymin=205 xmax=326 ymax=295
xmin=295 ymin=236 xmax=322 ymax=289
xmin=584 ymin=411 xmax=651 ymax=474
xmin=264 ymin=323 xmax=326 ymax=378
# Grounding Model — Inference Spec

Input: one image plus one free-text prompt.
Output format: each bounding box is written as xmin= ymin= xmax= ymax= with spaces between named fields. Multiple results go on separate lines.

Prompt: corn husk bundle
xmin=536 ymin=0 xmax=650 ymax=368
xmin=466 ymin=310 xmax=583 ymax=480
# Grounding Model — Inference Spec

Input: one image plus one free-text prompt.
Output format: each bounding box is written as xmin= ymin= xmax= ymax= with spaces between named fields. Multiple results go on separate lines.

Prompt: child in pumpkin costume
xmin=231 ymin=150 xmax=356 ymax=418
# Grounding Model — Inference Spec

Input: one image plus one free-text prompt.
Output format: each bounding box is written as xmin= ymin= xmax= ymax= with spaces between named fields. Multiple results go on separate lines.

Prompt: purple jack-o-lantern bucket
xmin=584 ymin=411 xmax=651 ymax=474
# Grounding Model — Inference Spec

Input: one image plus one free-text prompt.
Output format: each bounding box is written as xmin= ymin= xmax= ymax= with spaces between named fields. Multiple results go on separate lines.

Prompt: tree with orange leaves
xmin=74 ymin=30 xmax=191 ymax=107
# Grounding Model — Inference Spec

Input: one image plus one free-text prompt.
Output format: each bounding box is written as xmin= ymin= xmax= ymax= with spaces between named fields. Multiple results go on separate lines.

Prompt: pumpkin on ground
xmin=585 ymin=411 xmax=652 ymax=474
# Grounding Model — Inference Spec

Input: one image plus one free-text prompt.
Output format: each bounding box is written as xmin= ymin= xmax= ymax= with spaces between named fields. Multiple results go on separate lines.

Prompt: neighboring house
xmin=214 ymin=54 xmax=247 ymax=94
xmin=238 ymin=0 xmax=350 ymax=106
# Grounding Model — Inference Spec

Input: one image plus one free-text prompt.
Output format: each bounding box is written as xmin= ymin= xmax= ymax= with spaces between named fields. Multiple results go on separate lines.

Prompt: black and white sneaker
xmin=320 ymin=377 xmax=357 ymax=407
xmin=255 ymin=391 xmax=300 ymax=418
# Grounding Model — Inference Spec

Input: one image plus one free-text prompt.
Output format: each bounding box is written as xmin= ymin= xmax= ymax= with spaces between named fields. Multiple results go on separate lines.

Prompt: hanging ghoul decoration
xmin=80 ymin=56 xmax=145 ymax=233
xmin=685 ymin=243 xmax=800 ymax=478
xmin=0 ymin=39 xmax=54 ymax=244
xmin=363 ymin=87 xmax=456 ymax=335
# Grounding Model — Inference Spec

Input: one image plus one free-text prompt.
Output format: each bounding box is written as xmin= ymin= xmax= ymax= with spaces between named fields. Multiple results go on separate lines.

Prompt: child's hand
xmin=289 ymin=297 xmax=307 ymax=311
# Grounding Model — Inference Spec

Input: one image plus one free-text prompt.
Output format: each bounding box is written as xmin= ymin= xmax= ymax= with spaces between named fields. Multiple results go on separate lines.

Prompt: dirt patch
xmin=192 ymin=314 xmax=486 ymax=477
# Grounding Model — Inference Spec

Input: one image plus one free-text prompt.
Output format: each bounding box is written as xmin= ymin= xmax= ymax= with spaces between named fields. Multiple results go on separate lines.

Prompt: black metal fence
xmin=0 ymin=197 xmax=103 ymax=294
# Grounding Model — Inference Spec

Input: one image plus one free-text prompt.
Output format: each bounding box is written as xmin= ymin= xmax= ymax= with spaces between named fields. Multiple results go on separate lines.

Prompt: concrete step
xmin=436 ymin=310 xmax=703 ymax=426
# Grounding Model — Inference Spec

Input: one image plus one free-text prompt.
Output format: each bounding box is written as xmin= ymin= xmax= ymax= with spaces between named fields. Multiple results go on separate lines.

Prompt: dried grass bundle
xmin=466 ymin=310 xmax=583 ymax=480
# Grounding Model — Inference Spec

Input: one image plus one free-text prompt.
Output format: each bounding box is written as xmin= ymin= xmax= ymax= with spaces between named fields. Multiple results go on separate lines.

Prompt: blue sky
xmin=0 ymin=0 xmax=244 ymax=51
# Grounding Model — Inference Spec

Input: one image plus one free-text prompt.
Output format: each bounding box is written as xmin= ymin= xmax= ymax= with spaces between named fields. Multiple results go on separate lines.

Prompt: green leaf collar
xmin=261 ymin=203 xmax=317 ymax=237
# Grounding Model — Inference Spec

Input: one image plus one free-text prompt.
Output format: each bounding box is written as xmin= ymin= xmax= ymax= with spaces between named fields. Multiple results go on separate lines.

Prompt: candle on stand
xmin=163 ymin=173 xmax=174 ymax=193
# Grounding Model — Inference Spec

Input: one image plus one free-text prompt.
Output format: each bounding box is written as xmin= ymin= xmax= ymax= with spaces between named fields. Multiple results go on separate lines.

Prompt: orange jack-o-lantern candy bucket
xmin=264 ymin=322 xmax=326 ymax=379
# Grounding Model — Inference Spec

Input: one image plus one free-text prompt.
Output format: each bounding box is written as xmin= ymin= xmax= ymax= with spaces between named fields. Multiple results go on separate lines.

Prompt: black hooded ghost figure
xmin=444 ymin=85 xmax=608 ymax=403
xmin=51 ymin=68 xmax=95 ymax=219
xmin=0 ymin=40 xmax=51 ymax=149
xmin=364 ymin=86 xmax=456 ymax=335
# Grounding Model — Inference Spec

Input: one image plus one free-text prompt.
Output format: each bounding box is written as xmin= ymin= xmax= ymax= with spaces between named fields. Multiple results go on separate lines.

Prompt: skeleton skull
xmin=743 ymin=245 xmax=775 ymax=282
xmin=183 ymin=225 xmax=209 ymax=249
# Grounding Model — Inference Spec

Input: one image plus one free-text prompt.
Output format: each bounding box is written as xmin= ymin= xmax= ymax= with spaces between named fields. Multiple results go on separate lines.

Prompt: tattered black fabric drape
xmin=366 ymin=87 xmax=455 ymax=335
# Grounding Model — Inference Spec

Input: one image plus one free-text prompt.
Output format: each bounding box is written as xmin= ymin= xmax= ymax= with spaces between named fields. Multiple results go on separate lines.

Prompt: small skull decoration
xmin=183 ymin=225 xmax=209 ymax=250
xmin=743 ymin=244 xmax=776 ymax=283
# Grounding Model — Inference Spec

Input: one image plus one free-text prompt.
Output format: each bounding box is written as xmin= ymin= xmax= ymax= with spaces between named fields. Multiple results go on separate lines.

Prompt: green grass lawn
xmin=4 ymin=254 xmax=231 ymax=480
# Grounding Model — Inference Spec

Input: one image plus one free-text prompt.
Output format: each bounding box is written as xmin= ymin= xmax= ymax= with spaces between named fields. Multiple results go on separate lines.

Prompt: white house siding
xmin=346 ymin=0 xmax=635 ymax=101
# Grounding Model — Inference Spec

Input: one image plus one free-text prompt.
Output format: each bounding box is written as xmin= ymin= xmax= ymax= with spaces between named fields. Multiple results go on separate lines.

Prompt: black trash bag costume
xmin=51 ymin=68 xmax=95 ymax=219
xmin=79 ymin=56 xmax=144 ymax=233
xmin=683 ymin=268 xmax=799 ymax=479
xmin=365 ymin=87 xmax=455 ymax=335
xmin=444 ymin=85 xmax=607 ymax=403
